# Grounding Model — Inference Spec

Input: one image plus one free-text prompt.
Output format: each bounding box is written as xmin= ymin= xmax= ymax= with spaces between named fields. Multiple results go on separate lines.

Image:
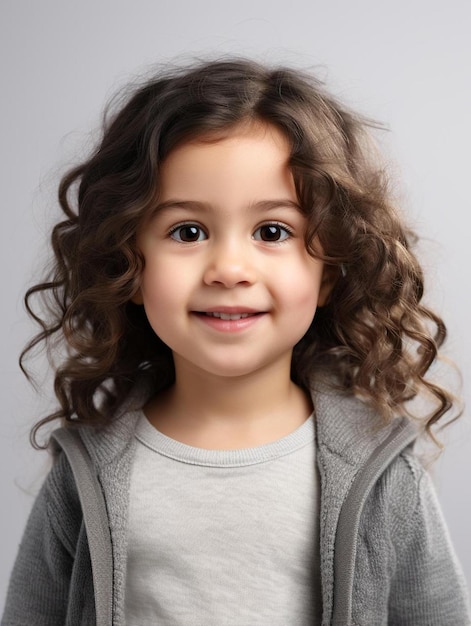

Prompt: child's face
xmin=135 ymin=122 xmax=328 ymax=381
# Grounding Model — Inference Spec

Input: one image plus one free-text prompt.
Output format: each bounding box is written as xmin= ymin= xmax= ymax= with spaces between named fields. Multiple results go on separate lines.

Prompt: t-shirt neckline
xmin=134 ymin=411 xmax=315 ymax=468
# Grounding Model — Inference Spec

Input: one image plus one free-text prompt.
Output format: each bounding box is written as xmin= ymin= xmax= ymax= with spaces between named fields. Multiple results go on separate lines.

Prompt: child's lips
xmin=191 ymin=308 xmax=266 ymax=330
xmin=193 ymin=306 xmax=264 ymax=316
xmin=203 ymin=311 xmax=256 ymax=321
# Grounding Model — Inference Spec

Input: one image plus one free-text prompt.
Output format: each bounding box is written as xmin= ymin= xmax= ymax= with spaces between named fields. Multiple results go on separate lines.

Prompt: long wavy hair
xmin=22 ymin=57 xmax=457 ymax=446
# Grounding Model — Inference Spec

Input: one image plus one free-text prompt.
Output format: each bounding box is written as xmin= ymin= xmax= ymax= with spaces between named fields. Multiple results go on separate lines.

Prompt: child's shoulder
xmin=50 ymin=377 xmax=152 ymax=468
xmin=312 ymin=381 xmax=419 ymax=468
xmin=379 ymin=445 xmax=429 ymax=507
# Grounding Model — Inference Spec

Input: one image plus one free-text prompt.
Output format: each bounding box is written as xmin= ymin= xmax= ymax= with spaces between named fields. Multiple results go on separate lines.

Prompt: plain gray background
xmin=1 ymin=0 xmax=470 ymax=609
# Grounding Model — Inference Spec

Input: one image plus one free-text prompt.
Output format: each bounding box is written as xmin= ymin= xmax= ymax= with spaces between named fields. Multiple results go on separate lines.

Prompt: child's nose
xmin=202 ymin=241 xmax=257 ymax=288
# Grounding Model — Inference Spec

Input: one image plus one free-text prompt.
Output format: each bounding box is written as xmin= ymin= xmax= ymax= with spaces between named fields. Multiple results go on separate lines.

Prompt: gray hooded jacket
xmin=3 ymin=384 xmax=470 ymax=625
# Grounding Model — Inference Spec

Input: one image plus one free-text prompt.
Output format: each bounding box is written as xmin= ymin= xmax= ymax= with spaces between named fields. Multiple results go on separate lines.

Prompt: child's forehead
xmin=145 ymin=122 xmax=298 ymax=222
xmin=159 ymin=123 xmax=293 ymax=187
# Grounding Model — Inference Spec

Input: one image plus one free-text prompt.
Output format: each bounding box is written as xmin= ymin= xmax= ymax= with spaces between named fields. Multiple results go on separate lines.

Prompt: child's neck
xmin=143 ymin=361 xmax=313 ymax=449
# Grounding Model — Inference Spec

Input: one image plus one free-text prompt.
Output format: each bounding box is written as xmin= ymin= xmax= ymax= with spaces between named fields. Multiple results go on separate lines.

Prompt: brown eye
xmin=170 ymin=224 xmax=208 ymax=242
xmin=253 ymin=224 xmax=291 ymax=242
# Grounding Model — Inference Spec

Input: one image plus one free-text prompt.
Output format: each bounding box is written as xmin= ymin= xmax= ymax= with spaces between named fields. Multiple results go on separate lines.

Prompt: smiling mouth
xmin=193 ymin=309 xmax=264 ymax=322
xmin=203 ymin=312 xmax=256 ymax=321
xmin=192 ymin=309 xmax=264 ymax=331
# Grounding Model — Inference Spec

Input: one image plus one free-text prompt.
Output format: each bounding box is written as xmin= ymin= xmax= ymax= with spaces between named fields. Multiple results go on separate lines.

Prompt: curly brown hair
xmin=22 ymin=57 xmax=456 ymax=446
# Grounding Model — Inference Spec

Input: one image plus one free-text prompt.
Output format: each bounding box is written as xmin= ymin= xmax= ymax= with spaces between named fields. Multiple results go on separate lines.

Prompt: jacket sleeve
xmin=1 ymin=453 xmax=81 ymax=626
xmin=388 ymin=452 xmax=471 ymax=625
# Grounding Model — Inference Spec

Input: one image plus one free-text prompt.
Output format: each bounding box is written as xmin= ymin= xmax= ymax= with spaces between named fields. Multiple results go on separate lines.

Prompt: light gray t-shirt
xmin=125 ymin=413 xmax=321 ymax=625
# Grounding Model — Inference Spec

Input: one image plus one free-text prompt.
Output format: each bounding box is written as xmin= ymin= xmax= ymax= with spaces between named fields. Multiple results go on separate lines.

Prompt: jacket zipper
xmin=51 ymin=428 xmax=114 ymax=626
xmin=331 ymin=418 xmax=418 ymax=625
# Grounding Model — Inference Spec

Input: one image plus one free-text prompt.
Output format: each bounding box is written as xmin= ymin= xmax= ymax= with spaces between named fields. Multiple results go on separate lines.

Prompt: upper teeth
xmin=207 ymin=312 xmax=252 ymax=320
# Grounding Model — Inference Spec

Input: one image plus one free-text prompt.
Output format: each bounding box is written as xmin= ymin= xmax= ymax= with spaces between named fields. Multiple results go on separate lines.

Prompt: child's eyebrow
xmin=152 ymin=199 xmax=301 ymax=214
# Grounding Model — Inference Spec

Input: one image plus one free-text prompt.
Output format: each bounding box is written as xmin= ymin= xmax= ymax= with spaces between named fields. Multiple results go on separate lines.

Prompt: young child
xmin=2 ymin=58 xmax=470 ymax=626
